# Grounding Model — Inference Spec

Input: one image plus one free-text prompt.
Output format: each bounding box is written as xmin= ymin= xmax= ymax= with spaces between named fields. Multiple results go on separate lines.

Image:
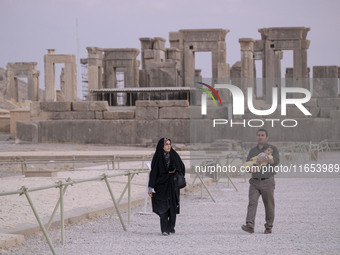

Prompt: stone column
xmin=139 ymin=38 xmax=153 ymax=70
xmin=5 ymin=69 xmax=16 ymax=101
xmin=212 ymin=34 xmax=229 ymax=84
xmin=87 ymin=47 xmax=103 ymax=91
xmin=274 ymin=51 xmax=283 ymax=79
xmin=167 ymin=48 xmax=181 ymax=86
xmin=153 ymin=37 xmax=166 ymax=62
xmin=274 ymin=50 xmax=283 ymax=101
xmin=64 ymin=60 xmax=77 ymax=101
xmin=263 ymin=40 xmax=276 ymax=103
xmin=183 ymin=46 xmax=195 ymax=87
xmin=33 ymin=71 xmax=39 ymax=101
xmin=239 ymin=38 xmax=255 ymax=94
xmin=27 ymin=72 xmax=36 ymax=101
xmin=293 ymin=48 xmax=309 ymax=90
xmin=44 ymin=57 xmax=56 ymax=102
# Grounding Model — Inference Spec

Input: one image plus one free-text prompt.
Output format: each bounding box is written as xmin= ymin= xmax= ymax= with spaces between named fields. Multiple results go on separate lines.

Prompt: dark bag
xmin=175 ymin=170 xmax=186 ymax=189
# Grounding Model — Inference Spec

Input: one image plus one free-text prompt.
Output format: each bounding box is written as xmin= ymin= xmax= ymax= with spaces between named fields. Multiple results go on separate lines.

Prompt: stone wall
xmin=10 ymin=109 xmax=30 ymax=134
xmin=16 ymin=101 xmax=191 ymax=144
xmin=0 ymin=109 xmax=10 ymax=132
xmin=15 ymin=99 xmax=340 ymax=145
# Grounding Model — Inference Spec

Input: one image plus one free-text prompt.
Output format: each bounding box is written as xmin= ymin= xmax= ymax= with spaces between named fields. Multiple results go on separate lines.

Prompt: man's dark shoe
xmin=241 ymin=224 xmax=254 ymax=233
xmin=264 ymin=228 xmax=272 ymax=234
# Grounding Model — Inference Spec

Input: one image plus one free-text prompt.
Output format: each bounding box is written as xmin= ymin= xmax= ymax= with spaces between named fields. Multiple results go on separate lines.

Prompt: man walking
xmin=241 ymin=128 xmax=279 ymax=234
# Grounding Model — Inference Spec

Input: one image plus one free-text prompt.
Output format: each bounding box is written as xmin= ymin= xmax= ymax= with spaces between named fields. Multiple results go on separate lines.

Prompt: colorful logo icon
xmin=196 ymin=82 xmax=223 ymax=106
xmin=196 ymin=82 xmax=222 ymax=115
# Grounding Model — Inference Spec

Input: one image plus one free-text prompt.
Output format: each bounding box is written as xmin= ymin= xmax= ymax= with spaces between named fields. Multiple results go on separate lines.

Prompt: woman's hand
xmin=148 ymin=190 xmax=153 ymax=197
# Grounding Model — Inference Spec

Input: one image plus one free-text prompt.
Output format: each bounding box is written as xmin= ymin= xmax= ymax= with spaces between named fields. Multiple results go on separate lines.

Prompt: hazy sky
xmin=1 ymin=0 xmax=339 ymax=97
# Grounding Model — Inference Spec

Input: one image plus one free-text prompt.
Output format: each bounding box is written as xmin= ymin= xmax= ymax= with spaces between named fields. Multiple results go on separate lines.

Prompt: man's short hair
xmin=257 ymin=128 xmax=268 ymax=137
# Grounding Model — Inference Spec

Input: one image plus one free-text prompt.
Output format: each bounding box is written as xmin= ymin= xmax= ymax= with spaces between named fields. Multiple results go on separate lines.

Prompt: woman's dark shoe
xmin=170 ymin=229 xmax=175 ymax=234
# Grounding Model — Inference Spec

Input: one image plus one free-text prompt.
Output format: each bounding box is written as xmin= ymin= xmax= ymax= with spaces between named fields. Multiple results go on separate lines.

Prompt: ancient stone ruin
xmin=6 ymin=62 xmax=39 ymax=102
xmin=44 ymin=49 xmax=77 ymax=102
xmin=0 ymin=27 xmax=338 ymax=145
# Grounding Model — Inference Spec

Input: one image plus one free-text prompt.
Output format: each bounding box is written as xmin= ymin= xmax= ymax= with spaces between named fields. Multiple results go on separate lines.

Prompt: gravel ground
xmin=2 ymin=177 xmax=339 ymax=255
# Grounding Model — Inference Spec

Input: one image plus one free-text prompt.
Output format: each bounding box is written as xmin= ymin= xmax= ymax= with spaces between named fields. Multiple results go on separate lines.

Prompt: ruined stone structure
xmin=234 ymin=27 xmax=311 ymax=102
xmin=139 ymin=37 xmax=181 ymax=88
xmin=3 ymin=27 xmax=340 ymax=145
xmin=85 ymin=47 xmax=140 ymax=90
xmin=170 ymin=29 xmax=230 ymax=87
xmin=86 ymin=29 xmax=229 ymax=101
xmin=84 ymin=47 xmax=140 ymax=104
xmin=6 ymin=62 xmax=39 ymax=101
xmin=85 ymin=47 xmax=104 ymax=92
xmin=44 ymin=49 xmax=77 ymax=102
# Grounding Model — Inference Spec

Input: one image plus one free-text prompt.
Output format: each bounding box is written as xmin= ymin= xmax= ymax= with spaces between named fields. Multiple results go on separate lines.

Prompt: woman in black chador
xmin=148 ymin=138 xmax=185 ymax=236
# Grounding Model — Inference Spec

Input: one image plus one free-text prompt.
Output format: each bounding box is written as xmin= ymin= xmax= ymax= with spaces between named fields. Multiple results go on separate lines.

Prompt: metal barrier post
xmin=21 ymin=186 xmax=57 ymax=255
xmin=200 ymin=171 xmax=203 ymax=198
xmin=72 ymin=155 xmax=75 ymax=170
xmin=102 ymin=174 xmax=127 ymax=231
xmin=118 ymin=174 xmax=135 ymax=204
xmin=128 ymin=172 xmax=131 ymax=224
xmin=58 ymin=182 xmax=65 ymax=245
xmin=138 ymin=162 xmax=151 ymax=214
xmin=45 ymin=186 xmax=68 ymax=231
xmin=196 ymin=172 xmax=216 ymax=203
xmin=109 ymin=174 xmax=136 ymax=219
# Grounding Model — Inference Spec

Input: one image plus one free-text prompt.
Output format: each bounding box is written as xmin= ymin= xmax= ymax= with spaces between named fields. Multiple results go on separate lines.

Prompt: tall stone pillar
xmin=139 ymin=38 xmax=153 ymax=70
xmin=183 ymin=47 xmax=195 ymax=87
xmin=213 ymin=41 xmax=229 ymax=84
xmin=263 ymin=39 xmax=276 ymax=102
xmin=239 ymin=38 xmax=255 ymax=94
xmin=27 ymin=71 xmax=38 ymax=101
xmin=274 ymin=50 xmax=283 ymax=100
xmin=87 ymin=47 xmax=104 ymax=91
xmin=64 ymin=61 xmax=77 ymax=101
xmin=167 ymin=47 xmax=182 ymax=86
xmin=293 ymin=48 xmax=309 ymax=90
xmin=6 ymin=69 xmax=16 ymax=101
xmin=44 ymin=50 xmax=56 ymax=102
xmin=274 ymin=51 xmax=283 ymax=79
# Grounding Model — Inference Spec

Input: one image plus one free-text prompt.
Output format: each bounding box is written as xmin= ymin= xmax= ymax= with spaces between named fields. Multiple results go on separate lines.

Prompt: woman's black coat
xmin=148 ymin=138 xmax=185 ymax=215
